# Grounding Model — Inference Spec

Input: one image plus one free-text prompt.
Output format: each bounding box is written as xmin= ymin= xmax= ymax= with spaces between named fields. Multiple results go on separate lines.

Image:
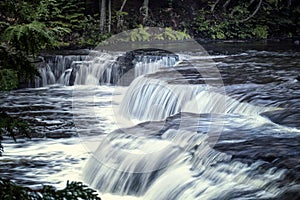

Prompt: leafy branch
xmin=0 ymin=179 xmax=101 ymax=200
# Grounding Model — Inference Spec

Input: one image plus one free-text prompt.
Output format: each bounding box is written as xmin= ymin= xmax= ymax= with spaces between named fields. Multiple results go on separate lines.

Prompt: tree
xmin=117 ymin=0 xmax=128 ymax=30
xmin=141 ymin=0 xmax=150 ymax=24
xmin=100 ymin=0 xmax=106 ymax=33
xmin=108 ymin=0 xmax=112 ymax=33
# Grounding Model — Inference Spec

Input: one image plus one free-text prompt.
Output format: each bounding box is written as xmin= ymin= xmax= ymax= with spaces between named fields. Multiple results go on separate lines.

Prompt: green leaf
xmin=0 ymin=69 xmax=18 ymax=91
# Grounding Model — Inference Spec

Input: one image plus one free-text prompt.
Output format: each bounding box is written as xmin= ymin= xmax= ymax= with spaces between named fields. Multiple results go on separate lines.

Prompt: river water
xmin=0 ymin=41 xmax=299 ymax=199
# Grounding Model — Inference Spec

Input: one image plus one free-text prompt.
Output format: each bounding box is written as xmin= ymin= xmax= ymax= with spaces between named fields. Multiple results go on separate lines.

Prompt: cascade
xmin=82 ymin=51 xmax=286 ymax=199
xmin=34 ymin=51 xmax=178 ymax=87
xmin=118 ymin=76 xmax=277 ymax=123
xmin=84 ymin=123 xmax=286 ymax=199
xmin=35 ymin=55 xmax=86 ymax=87
xmin=74 ymin=52 xmax=178 ymax=86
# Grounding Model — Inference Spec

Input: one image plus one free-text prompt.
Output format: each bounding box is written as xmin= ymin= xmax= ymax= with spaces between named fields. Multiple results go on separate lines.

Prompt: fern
xmin=154 ymin=33 xmax=164 ymax=40
xmin=138 ymin=26 xmax=151 ymax=41
xmin=2 ymin=21 xmax=57 ymax=55
xmin=165 ymin=27 xmax=178 ymax=40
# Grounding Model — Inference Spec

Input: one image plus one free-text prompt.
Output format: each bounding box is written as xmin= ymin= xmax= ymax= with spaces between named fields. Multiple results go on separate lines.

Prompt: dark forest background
xmin=1 ymin=0 xmax=299 ymax=49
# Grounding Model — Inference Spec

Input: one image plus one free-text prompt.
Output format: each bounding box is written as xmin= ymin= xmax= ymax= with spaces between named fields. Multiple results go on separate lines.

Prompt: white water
xmin=4 ymin=49 xmax=300 ymax=200
xmin=36 ymin=52 xmax=178 ymax=87
xmin=118 ymin=76 xmax=278 ymax=123
xmin=134 ymin=56 xmax=178 ymax=77
xmin=79 ymin=52 xmax=291 ymax=199
xmin=74 ymin=53 xmax=116 ymax=85
xmin=35 ymin=55 xmax=86 ymax=87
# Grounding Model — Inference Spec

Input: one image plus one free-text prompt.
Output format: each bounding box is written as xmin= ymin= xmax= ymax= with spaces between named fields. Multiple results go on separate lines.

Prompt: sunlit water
xmin=1 ymin=43 xmax=300 ymax=199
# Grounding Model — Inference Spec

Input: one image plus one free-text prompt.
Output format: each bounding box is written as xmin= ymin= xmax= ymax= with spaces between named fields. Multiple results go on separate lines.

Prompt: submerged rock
xmin=261 ymin=109 xmax=300 ymax=129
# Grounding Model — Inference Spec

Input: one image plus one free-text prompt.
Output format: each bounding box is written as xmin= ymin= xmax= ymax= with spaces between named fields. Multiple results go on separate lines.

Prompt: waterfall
xmin=83 ymin=65 xmax=283 ymax=199
xmin=134 ymin=55 xmax=178 ymax=77
xmin=45 ymin=55 xmax=86 ymax=80
xmin=74 ymin=52 xmax=178 ymax=86
xmin=35 ymin=55 xmax=86 ymax=87
xmin=7 ymin=41 xmax=296 ymax=200
xmin=35 ymin=64 xmax=56 ymax=88
xmin=84 ymin=126 xmax=286 ymax=199
xmin=34 ymin=50 xmax=179 ymax=88
xmin=74 ymin=53 xmax=117 ymax=85
xmin=84 ymin=131 xmax=185 ymax=196
xmin=118 ymin=76 xmax=277 ymax=123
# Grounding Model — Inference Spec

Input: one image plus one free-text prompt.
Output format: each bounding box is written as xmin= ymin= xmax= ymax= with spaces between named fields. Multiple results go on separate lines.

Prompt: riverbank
xmin=40 ymin=38 xmax=300 ymax=56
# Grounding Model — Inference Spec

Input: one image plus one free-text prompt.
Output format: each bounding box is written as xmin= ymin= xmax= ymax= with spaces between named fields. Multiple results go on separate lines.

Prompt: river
xmin=1 ymin=40 xmax=299 ymax=199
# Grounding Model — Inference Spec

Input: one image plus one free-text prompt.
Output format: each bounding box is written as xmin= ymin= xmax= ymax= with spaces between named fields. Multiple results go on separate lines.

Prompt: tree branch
xmin=211 ymin=0 xmax=221 ymax=12
xmin=240 ymin=0 xmax=263 ymax=23
xmin=223 ymin=0 xmax=232 ymax=11
xmin=119 ymin=0 xmax=128 ymax=12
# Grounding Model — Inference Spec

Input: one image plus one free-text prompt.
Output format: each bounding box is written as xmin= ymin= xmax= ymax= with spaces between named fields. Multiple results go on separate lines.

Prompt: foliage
xmin=0 ymin=69 xmax=18 ymax=91
xmin=0 ymin=178 xmax=101 ymax=200
xmin=164 ymin=27 xmax=191 ymax=40
xmin=0 ymin=45 xmax=39 ymax=86
xmin=129 ymin=26 xmax=190 ymax=42
xmin=0 ymin=112 xmax=31 ymax=155
xmin=130 ymin=25 xmax=151 ymax=42
xmin=116 ymin=11 xmax=129 ymax=18
xmin=253 ymin=25 xmax=268 ymax=39
xmin=79 ymin=14 xmax=112 ymax=46
xmin=193 ymin=0 xmax=299 ymax=39
xmin=46 ymin=0 xmax=85 ymax=31
xmin=2 ymin=21 xmax=63 ymax=56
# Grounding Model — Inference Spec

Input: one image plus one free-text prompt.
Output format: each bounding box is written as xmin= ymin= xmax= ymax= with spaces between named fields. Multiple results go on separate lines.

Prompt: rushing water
xmin=1 ymin=41 xmax=300 ymax=199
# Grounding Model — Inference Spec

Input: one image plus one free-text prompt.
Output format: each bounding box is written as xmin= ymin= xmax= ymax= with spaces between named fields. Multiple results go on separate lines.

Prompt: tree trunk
xmin=108 ymin=0 xmax=111 ymax=33
xmin=100 ymin=0 xmax=106 ymax=33
xmin=117 ymin=0 xmax=128 ymax=30
xmin=287 ymin=0 xmax=292 ymax=8
xmin=141 ymin=0 xmax=149 ymax=24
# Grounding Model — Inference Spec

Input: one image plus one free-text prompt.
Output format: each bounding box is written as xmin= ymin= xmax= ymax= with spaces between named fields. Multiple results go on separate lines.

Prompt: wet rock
xmin=261 ymin=109 xmax=300 ymax=129
xmin=69 ymin=64 xmax=79 ymax=86
xmin=45 ymin=131 xmax=73 ymax=139
xmin=277 ymin=185 xmax=300 ymax=200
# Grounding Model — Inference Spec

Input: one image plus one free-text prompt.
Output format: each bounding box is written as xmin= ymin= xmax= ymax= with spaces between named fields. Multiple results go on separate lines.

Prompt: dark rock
xmin=276 ymin=185 xmax=300 ymax=200
xmin=45 ymin=131 xmax=73 ymax=139
xmin=69 ymin=64 xmax=79 ymax=86
xmin=261 ymin=109 xmax=300 ymax=129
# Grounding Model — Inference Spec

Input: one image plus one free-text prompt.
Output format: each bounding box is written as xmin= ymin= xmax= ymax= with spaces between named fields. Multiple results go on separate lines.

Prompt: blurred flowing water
xmin=0 ymin=42 xmax=300 ymax=199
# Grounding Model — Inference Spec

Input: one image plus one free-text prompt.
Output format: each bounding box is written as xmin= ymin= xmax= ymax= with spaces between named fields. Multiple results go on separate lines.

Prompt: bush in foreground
xmin=0 ymin=178 xmax=101 ymax=200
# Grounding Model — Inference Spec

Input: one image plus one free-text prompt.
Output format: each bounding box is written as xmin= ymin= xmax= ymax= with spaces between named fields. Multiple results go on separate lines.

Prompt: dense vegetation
xmin=0 ymin=178 xmax=101 ymax=200
xmin=1 ymin=0 xmax=299 ymax=49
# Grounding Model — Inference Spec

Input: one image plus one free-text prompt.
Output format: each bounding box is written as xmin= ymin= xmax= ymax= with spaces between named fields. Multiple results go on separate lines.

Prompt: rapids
xmin=1 ymin=41 xmax=300 ymax=199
